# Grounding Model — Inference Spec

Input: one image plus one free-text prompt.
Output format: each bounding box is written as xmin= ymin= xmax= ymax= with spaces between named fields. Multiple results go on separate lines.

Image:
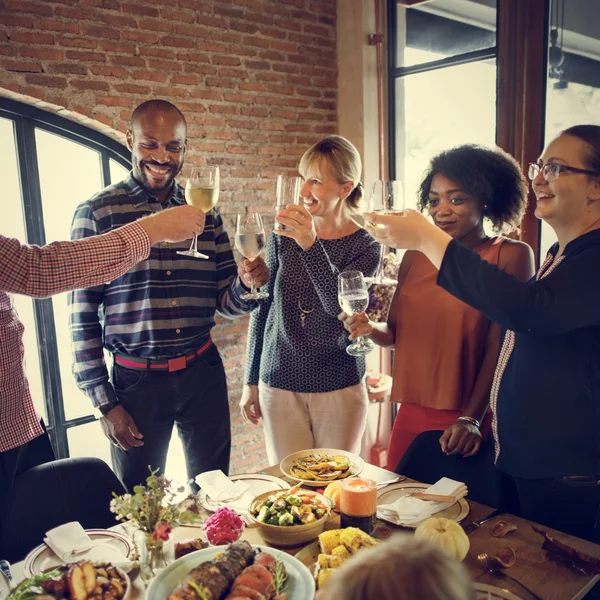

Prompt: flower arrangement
xmin=110 ymin=467 xmax=197 ymax=538
xmin=367 ymin=252 xmax=400 ymax=322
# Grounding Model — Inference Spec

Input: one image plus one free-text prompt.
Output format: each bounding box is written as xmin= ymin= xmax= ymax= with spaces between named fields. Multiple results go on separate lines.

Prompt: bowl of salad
xmin=248 ymin=485 xmax=332 ymax=546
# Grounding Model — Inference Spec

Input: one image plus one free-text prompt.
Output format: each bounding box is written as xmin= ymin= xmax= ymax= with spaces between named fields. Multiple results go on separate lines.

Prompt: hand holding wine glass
xmin=177 ymin=165 xmax=219 ymax=259
xmin=235 ymin=212 xmax=269 ymax=300
xmin=338 ymin=270 xmax=374 ymax=356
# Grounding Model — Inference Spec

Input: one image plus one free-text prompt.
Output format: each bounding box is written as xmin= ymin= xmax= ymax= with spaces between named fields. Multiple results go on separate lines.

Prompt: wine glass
xmin=364 ymin=180 xmax=404 ymax=286
xmin=338 ymin=270 xmax=374 ymax=356
xmin=177 ymin=166 xmax=219 ymax=259
xmin=235 ymin=212 xmax=269 ymax=300
xmin=275 ymin=175 xmax=301 ymax=231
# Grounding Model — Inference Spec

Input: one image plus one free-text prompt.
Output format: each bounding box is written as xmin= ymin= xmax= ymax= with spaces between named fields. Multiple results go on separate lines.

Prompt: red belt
xmin=114 ymin=339 xmax=213 ymax=372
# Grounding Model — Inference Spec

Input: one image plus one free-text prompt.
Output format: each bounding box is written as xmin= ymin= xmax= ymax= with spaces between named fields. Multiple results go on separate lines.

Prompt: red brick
xmin=176 ymin=51 xmax=210 ymax=63
xmin=1 ymin=59 xmax=41 ymax=72
xmin=209 ymin=104 xmax=239 ymax=115
xmin=241 ymin=36 xmax=270 ymax=49
xmin=57 ymin=37 xmax=97 ymax=49
xmin=239 ymin=82 xmax=266 ymax=92
xmin=148 ymin=60 xmax=182 ymax=72
xmin=173 ymin=23 xmax=207 ymax=38
xmin=290 ymin=9 xmax=316 ymax=22
xmin=25 ymin=73 xmax=67 ymax=88
xmin=36 ymin=19 xmax=79 ymax=33
xmin=83 ymin=25 xmax=121 ymax=40
xmin=211 ymin=54 xmax=241 ymax=67
xmin=0 ymin=14 xmax=35 ymax=27
xmin=121 ymin=30 xmax=159 ymax=44
xmin=10 ymin=31 xmax=54 ymax=45
xmin=131 ymin=69 xmax=169 ymax=82
xmin=121 ymin=3 xmax=160 ymax=17
xmin=223 ymin=92 xmax=254 ymax=104
xmin=98 ymin=41 xmax=136 ymax=54
xmin=65 ymin=50 xmax=106 ymax=62
xmin=170 ymin=73 xmax=201 ymax=85
xmin=96 ymin=95 xmax=133 ymax=107
xmin=69 ymin=78 xmax=111 ymax=90
xmin=184 ymin=63 xmax=218 ymax=75
xmin=55 ymin=6 xmax=95 ymax=19
xmin=139 ymin=18 xmax=173 ymax=33
xmin=90 ymin=65 xmax=129 ymax=78
xmin=4 ymin=0 xmax=53 ymax=17
xmin=179 ymin=0 xmax=211 ymax=10
xmin=228 ymin=20 xmax=260 ymax=34
xmin=46 ymin=62 xmax=88 ymax=75
xmin=159 ymin=35 xmax=196 ymax=49
xmin=109 ymin=55 xmax=145 ymax=68
xmin=241 ymin=106 xmax=269 ymax=118
xmin=98 ymin=13 xmax=137 ymax=28
xmin=92 ymin=111 xmax=114 ymax=127
xmin=113 ymin=83 xmax=151 ymax=94
xmin=161 ymin=10 xmax=195 ymax=23
xmin=244 ymin=59 xmax=270 ymax=71
xmin=0 ymin=45 xmax=17 ymax=56
xmin=19 ymin=47 xmax=64 ymax=61
xmin=189 ymin=89 xmax=222 ymax=100
xmin=0 ymin=31 xmax=8 ymax=42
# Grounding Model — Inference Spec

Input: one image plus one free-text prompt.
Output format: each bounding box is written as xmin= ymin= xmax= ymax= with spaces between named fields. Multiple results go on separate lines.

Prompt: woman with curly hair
xmin=342 ymin=144 xmax=534 ymax=471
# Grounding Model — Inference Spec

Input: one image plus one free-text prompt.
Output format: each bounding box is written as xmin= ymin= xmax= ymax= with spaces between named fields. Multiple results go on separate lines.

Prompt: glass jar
xmin=134 ymin=529 xmax=175 ymax=583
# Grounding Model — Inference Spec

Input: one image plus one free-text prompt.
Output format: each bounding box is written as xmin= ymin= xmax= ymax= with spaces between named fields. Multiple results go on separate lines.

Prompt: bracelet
xmin=457 ymin=415 xmax=481 ymax=428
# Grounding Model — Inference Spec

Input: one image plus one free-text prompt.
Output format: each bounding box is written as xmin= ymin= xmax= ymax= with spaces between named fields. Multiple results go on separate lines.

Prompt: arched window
xmin=0 ymin=97 xmax=130 ymax=463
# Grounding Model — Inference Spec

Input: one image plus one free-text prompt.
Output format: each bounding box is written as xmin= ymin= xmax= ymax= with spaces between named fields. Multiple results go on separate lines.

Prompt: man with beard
xmin=68 ymin=100 xmax=268 ymax=491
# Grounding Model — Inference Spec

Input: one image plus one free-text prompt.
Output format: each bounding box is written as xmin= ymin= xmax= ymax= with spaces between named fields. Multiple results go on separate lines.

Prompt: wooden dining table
xmin=8 ymin=462 xmax=600 ymax=600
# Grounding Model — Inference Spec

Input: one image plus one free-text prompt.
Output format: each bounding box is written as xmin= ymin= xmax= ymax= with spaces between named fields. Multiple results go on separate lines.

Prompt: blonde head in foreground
xmin=316 ymin=534 xmax=476 ymax=600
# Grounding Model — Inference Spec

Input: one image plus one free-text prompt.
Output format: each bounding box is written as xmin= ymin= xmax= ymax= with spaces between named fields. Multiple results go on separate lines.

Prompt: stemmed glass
xmin=364 ymin=180 xmax=404 ymax=286
xmin=338 ymin=270 xmax=374 ymax=356
xmin=177 ymin=166 xmax=219 ymax=259
xmin=235 ymin=212 xmax=269 ymax=300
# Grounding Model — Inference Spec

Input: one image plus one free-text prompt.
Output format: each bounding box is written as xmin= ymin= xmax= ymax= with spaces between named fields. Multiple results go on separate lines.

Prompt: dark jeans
xmin=0 ymin=421 xmax=55 ymax=535
xmin=110 ymin=344 xmax=231 ymax=492
xmin=499 ymin=470 xmax=600 ymax=543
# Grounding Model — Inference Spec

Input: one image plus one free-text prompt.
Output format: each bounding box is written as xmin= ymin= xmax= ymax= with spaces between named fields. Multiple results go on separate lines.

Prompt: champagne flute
xmin=177 ymin=166 xmax=219 ymax=259
xmin=275 ymin=175 xmax=301 ymax=230
xmin=338 ymin=270 xmax=374 ymax=356
xmin=364 ymin=180 xmax=404 ymax=286
xmin=235 ymin=212 xmax=269 ymax=300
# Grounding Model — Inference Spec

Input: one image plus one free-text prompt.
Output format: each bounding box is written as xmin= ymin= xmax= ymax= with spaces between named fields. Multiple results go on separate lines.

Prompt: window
xmin=389 ymin=0 xmax=498 ymax=212
xmin=540 ymin=0 xmax=600 ymax=258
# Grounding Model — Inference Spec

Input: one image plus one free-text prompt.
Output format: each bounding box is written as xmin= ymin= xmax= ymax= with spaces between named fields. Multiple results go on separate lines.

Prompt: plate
xmin=474 ymin=583 xmax=524 ymax=599
xmin=23 ymin=529 xmax=132 ymax=577
xmin=280 ymin=448 xmax=365 ymax=488
xmin=376 ymin=482 xmax=470 ymax=528
xmin=198 ymin=472 xmax=290 ymax=513
xmin=146 ymin=543 xmax=315 ymax=600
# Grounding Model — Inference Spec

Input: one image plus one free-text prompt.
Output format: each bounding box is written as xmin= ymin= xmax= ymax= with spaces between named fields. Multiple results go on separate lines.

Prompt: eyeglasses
xmin=528 ymin=162 xmax=599 ymax=182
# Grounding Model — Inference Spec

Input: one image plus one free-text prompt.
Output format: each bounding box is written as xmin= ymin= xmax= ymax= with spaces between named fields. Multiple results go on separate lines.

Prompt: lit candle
xmin=340 ymin=478 xmax=377 ymax=534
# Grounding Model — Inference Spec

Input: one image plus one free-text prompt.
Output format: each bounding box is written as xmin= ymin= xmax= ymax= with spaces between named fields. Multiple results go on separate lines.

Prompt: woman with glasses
xmin=363 ymin=125 xmax=600 ymax=542
xmin=341 ymin=145 xmax=534 ymax=477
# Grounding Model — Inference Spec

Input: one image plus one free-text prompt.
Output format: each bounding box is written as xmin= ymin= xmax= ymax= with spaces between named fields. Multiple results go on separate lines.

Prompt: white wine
xmin=185 ymin=185 xmax=219 ymax=211
xmin=373 ymin=208 xmax=406 ymax=217
xmin=339 ymin=292 xmax=369 ymax=315
xmin=235 ymin=232 xmax=266 ymax=260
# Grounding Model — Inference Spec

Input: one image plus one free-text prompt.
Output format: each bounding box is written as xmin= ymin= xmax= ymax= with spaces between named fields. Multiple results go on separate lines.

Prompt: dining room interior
xmin=1 ymin=0 xmax=599 ymax=598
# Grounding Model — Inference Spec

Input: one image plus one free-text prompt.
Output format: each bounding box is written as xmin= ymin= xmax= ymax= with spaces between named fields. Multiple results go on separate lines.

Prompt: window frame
xmin=0 ymin=98 xmax=131 ymax=458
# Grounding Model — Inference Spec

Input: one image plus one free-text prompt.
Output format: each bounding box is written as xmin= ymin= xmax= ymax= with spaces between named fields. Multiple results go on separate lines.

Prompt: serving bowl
xmin=247 ymin=490 xmax=332 ymax=547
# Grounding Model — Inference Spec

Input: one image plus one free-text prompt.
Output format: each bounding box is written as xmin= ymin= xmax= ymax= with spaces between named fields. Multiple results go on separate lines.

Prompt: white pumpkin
xmin=414 ymin=517 xmax=470 ymax=561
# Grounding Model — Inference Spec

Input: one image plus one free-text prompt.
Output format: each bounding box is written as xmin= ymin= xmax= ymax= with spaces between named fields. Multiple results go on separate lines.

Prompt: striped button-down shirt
xmin=0 ymin=222 xmax=150 ymax=452
xmin=69 ymin=173 xmax=254 ymax=409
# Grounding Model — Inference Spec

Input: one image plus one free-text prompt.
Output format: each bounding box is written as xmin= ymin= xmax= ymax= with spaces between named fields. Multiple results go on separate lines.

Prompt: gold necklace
xmin=297 ymin=299 xmax=315 ymax=328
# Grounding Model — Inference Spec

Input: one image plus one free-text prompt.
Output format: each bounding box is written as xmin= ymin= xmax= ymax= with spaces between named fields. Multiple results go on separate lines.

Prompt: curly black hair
xmin=417 ymin=144 xmax=528 ymax=233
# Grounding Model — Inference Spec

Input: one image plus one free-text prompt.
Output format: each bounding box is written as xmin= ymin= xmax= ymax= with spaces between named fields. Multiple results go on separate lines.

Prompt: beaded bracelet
xmin=457 ymin=415 xmax=481 ymax=428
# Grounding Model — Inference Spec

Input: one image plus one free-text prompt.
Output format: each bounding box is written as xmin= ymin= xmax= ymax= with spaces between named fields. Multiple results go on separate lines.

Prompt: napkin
xmin=44 ymin=522 xmax=133 ymax=571
xmin=377 ymin=477 xmax=467 ymax=526
xmin=196 ymin=470 xmax=254 ymax=512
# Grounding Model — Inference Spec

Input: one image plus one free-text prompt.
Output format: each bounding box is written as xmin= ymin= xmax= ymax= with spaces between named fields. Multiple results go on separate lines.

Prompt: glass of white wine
xmin=235 ymin=212 xmax=268 ymax=300
xmin=177 ymin=165 xmax=219 ymax=259
xmin=365 ymin=180 xmax=404 ymax=286
xmin=338 ymin=270 xmax=374 ymax=356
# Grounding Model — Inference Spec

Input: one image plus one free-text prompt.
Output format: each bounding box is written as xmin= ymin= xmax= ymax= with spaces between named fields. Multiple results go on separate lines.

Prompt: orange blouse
xmin=390 ymin=237 xmax=505 ymax=411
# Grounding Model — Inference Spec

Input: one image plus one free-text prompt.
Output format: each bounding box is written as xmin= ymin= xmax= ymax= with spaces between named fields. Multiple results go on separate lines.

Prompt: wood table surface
xmin=9 ymin=463 xmax=600 ymax=600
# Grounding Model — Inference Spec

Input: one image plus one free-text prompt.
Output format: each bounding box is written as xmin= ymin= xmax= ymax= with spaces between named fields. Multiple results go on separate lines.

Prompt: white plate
xmin=376 ymin=482 xmax=470 ymax=528
xmin=474 ymin=583 xmax=524 ymax=599
xmin=147 ymin=543 xmax=315 ymax=600
xmin=198 ymin=472 xmax=290 ymax=513
xmin=280 ymin=448 xmax=365 ymax=488
xmin=23 ymin=529 xmax=132 ymax=577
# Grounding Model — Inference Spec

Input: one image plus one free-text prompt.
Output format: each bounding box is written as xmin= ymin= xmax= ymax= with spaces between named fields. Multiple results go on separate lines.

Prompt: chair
xmin=394 ymin=430 xmax=501 ymax=508
xmin=0 ymin=457 xmax=126 ymax=562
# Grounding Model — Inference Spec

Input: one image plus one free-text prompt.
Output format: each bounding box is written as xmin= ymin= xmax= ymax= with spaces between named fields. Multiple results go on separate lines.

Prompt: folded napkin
xmin=378 ymin=478 xmax=468 ymax=526
xmin=196 ymin=470 xmax=254 ymax=513
xmin=45 ymin=522 xmax=132 ymax=571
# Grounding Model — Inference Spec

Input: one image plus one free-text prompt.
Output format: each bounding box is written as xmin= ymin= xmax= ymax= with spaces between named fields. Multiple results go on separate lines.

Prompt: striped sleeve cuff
xmin=116 ymin=221 xmax=151 ymax=263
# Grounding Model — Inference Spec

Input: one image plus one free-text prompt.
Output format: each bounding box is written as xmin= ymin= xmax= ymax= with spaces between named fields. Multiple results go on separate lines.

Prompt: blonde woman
xmin=317 ymin=535 xmax=475 ymax=600
xmin=240 ymin=136 xmax=380 ymax=464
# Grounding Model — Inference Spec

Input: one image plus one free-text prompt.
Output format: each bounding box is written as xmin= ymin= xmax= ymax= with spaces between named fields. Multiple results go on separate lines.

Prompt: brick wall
xmin=0 ymin=0 xmax=338 ymax=473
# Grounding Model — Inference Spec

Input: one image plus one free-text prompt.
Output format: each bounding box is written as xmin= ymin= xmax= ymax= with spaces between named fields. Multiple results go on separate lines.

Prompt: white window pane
xmin=0 ymin=117 xmax=46 ymax=420
xmin=109 ymin=159 xmax=129 ymax=184
xmin=397 ymin=59 xmax=497 ymax=211
xmin=36 ymin=128 xmax=104 ymax=421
